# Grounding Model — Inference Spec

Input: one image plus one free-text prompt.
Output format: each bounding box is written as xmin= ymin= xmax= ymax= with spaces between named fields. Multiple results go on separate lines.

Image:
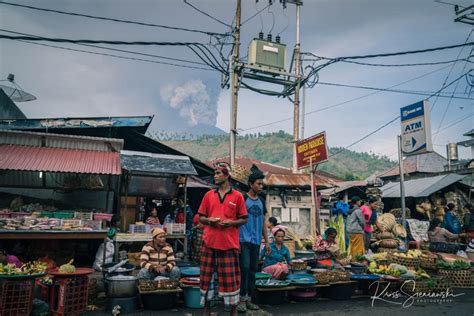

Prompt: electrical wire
xmin=302 ymin=53 xmax=473 ymax=67
xmin=12 ymin=39 xmax=216 ymax=71
xmin=0 ymin=29 xmax=228 ymax=74
xmin=241 ymin=2 xmax=272 ymax=26
xmin=183 ymin=0 xmax=232 ymax=28
xmin=277 ymin=4 xmax=290 ymax=36
xmin=433 ymin=113 xmax=474 ymax=135
xmin=430 ymin=29 xmax=473 ymax=114
xmin=0 ymin=1 xmax=227 ymax=37
xmin=317 ymin=81 xmax=474 ymax=100
xmin=268 ymin=2 xmax=276 ymax=34
xmin=329 ymin=70 xmax=470 ymax=159
xmin=1 ymin=29 xmax=209 ymax=66
xmin=242 ymin=64 xmax=453 ymax=131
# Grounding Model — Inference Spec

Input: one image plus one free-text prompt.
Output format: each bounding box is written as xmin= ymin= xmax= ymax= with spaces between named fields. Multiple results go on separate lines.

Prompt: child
xmin=260 ymin=225 xmax=291 ymax=279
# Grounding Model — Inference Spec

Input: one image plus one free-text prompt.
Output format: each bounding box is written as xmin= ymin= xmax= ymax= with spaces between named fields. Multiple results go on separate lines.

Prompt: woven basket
xmin=127 ymin=252 xmax=141 ymax=267
xmin=375 ymin=259 xmax=390 ymax=266
xmin=284 ymin=240 xmax=296 ymax=258
xmin=438 ymin=269 xmax=473 ymax=288
xmin=377 ymin=247 xmax=398 ymax=254
xmin=379 ymin=239 xmax=398 ymax=249
xmin=138 ymin=279 xmax=179 ymax=292
xmin=290 ymin=261 xmax=308 ymax=271
xmin=376 ymin=232 xmax=395 ymax=240
xmin=420 ymin=254 xmax=438 ymax=271
xmin=403 ymin=276 xmax=451 ymax=295
xmin=328 ymin=270 xmax=351 ymax=283
xmin=390 ymin=253 xmax=420 ymax=269
xmin=311 ymin=271 xmax=331 ymax=284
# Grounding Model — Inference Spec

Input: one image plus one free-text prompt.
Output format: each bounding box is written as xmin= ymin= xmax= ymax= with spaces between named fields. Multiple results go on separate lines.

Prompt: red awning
xmin=0 ymin=144 xmax=121 ymax=175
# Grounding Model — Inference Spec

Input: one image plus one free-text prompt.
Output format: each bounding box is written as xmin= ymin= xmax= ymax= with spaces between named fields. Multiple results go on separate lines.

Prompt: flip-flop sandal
xmin=237 ymin=303 xmax=247 ymax=313
xmin=246 ymin=302 xmax=260 ymax=310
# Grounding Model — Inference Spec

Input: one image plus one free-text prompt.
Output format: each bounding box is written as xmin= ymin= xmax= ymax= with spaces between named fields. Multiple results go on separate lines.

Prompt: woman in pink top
xmin=361 ymin=198 xmax=377 ymax=252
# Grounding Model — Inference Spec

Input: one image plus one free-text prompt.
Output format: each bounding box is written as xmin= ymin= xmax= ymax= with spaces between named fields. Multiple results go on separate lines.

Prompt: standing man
xmin=198 ymin=162 xmax=248 ymax=316
xmin=361 ymin=197 xmax=378 ymax=253
xmin=346 ymin=196 xmax=365 ymax=257
xmin=237 ymin=166 xmax=270 ymax=313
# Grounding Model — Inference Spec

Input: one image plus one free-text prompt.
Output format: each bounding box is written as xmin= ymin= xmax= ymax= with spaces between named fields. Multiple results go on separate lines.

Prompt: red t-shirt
xmin=198 ymin=188 xmax=247 ymax=250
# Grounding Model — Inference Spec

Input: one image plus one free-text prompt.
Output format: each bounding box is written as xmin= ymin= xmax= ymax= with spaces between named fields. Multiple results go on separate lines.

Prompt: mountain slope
xmin=160 ymin=131 xmax=395 ymax=180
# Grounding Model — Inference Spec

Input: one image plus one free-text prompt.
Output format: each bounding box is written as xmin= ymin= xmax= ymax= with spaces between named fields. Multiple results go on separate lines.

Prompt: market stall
xmin=115 ymin=150 xmax=198 ymax=261
xmin=0 ymin=130 xmax=123 ymax=266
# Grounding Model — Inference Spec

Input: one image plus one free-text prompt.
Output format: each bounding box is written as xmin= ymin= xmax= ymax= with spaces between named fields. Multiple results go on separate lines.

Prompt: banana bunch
xmin=393 ymin=249 xmax=422 ymax=259
xmin=372 ymin=252 xmax=388 ymax=260
xmin=368 ymin=262 xmax=402 ymax=276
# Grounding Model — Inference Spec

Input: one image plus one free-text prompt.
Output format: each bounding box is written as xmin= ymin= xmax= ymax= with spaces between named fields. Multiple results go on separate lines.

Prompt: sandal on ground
xmin=237 ymin=302 xmax=247 ymax=313
xmin=246 ymin=302 xmax=260 ymax=310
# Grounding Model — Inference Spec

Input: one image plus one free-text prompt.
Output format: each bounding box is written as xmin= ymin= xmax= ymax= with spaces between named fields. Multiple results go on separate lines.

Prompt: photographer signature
xmin=369 ymin=280 xmax=464 ymax=308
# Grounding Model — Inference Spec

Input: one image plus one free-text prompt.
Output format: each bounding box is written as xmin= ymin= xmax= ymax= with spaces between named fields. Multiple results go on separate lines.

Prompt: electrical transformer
xmin=247 ymin=39 xmax=287 ymax=72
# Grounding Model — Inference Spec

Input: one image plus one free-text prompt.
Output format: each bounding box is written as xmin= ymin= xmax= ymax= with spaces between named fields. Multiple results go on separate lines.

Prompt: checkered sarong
xmin=200 ymin=245 xmax=240 ymax=306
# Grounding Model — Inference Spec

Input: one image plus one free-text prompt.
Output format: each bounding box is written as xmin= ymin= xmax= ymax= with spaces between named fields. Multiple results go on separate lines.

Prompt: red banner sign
xmin=296 ymin=132 xmax=328 ymax=169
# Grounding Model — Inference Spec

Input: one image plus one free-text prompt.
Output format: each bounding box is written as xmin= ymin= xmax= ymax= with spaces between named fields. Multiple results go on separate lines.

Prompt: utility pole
xmin=230 ymin=0 xmax=241 ymax=167
xmin=292 ymin=1 xmax=302 ymax=173
xmin=397 ymin=135 xmax=407 ymax=249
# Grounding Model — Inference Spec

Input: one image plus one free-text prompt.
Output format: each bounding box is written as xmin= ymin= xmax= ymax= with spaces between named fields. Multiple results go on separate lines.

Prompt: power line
xmin=0 ymin=1 xmax=227 ymax=37
xmin=242 ymin=64 xmax=453 ymax=131
xmin=1 ymin=29 xmax=209 ymax=66
xmin=242 ymin=1 xmax=272 ymax=26
xmin=13 ymin=39 xmax=216 ymax=71
xmin=183 ymin=0 xmax=232 ymax=28
xmin=430 ymin=29 xmax=473 ymax=114
xmin=317 ymin=81 xmax=474 ymax=100
xmin=329 ymin=70 xmax=470 ymax=159
xmin=0 ymin=29 xmax=228 ymax=73
xmin=302 ymin=53 xmax=473 ymax=67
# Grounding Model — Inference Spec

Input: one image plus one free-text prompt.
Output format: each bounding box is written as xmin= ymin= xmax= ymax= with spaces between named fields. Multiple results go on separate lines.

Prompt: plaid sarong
xmin=192 ymin=227 xmax=203 ymax=263
xmin=200 ymin=245 xmax=240 ymax=306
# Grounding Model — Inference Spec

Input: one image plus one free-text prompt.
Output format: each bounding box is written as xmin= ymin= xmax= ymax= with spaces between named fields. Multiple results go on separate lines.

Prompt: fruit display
xmin=371 ymin=252 xmax=388 ymax=261
xmin=368 ymin=262 xmax=402 ymax=277
xmin=0 ymin=217 xmax=101 ymax=231
xmin=392 ymin=250 xmax=422 ymax=259
xmin=58 ymin=259 xmax=76 ymax=273
xmin=0 ymin=261 xmax=48 ymax=276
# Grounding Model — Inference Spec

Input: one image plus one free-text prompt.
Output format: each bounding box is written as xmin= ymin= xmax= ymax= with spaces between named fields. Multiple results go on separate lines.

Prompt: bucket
xmin=183 ymin=286 xmax=202 ymax=309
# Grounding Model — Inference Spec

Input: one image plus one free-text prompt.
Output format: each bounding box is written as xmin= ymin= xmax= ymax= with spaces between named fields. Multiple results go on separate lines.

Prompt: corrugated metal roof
xmin=0 ymin=144 xmax=121 ymax=175
xmin=265 ymin=173 xmax=336 ymax=188
xmin=121 ymin=150 xmax=197 ymax=176
xmin=319 ymin=180 xmax=368 ymax=196
xmin=0 ymin=130 xmax=124 ymax=152
xmin=380 ymin=174 xmax=466 ymax=198
xmin=378 ymin=151 xmax=447 ymax=179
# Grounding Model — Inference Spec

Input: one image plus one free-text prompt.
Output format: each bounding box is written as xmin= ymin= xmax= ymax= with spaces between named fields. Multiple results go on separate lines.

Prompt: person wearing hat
xmin=137 ymin=227 xmax=180 ymax=280
xmin=346 ymin=196 xmax=366 ymax=257
xmin=198 ymin=162 xmax=248 ymax=316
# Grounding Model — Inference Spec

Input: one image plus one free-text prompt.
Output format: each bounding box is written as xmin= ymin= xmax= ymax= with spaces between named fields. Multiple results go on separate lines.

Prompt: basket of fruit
xmin=390 ymin=250 xmax=421 ymax=269
xmin=420 ymin=252 xmax=438 ymax=270
xmin=437 ymin=260 xmax=472 ymax=288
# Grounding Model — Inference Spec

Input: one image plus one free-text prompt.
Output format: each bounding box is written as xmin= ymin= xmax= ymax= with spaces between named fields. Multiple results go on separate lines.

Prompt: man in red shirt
xmin=198 ymin=162 xmax=248 ymax=316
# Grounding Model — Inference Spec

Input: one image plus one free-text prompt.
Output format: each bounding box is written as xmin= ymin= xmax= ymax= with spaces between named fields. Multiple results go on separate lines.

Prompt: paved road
xmin=86 ymin=288 xmax=473 ymax=316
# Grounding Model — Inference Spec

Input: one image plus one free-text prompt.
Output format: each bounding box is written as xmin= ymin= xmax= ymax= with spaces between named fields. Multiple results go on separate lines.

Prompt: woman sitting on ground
xmin=428 ymin=218 xmax=459 ymax=243
xmin=312 ymin=227 xmax=343 ymax=269
xmin=260 ymin=225 xmax=292 ymax=279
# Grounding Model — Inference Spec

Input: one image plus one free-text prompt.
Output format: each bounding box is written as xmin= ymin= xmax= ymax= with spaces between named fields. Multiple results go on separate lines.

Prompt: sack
xmin=93 ymin=239 xmax=115 ymax=271
xmin=333 ymin=201 xmax=349 ymax=217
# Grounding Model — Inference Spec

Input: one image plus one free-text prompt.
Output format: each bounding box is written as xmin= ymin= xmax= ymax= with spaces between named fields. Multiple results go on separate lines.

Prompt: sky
xmin=0 ymin=0 xmax=473 ymax=161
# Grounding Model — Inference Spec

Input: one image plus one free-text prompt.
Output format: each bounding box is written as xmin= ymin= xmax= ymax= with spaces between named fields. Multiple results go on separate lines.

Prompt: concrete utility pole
xmin=292 ymin=1 xmax=302 ymax=173
xmin=230 ymin=0 xmax=241 ymax=167
xmin=397 ymin=135 xmax=407 ymax=249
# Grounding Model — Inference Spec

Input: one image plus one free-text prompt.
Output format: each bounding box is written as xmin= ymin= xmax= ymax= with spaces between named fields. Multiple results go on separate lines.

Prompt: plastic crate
xmin=146 ymin=224 xmax=163 ymax=233
xmin=41 ymin=211 xmax=54 ymax=218
xmin=53 ymin=211 xmax=75 ymax=219
xmin=0 ymin=278 xmax=35 ymax=316
xmin=93 ymin=213 xmax=113 ymax=221
xmin=82 ymin=220 xmax=103 ymax=230
xmin=129 ymin=224 xmax=147 ymax=234
xmin=10 ymin=212 xmax=31 ymax=219
xmin=165 ymin=223 xmax=185 ymax=235
xmin=49 ymin=277 xmax=89 ymax=316
xmin=74 ymin=211 xmax=93 ymax=220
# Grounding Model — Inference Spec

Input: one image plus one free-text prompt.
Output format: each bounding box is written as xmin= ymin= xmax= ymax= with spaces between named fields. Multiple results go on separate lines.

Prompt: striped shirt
xmin=140 ymin=241 xmax=176 ymax=272
xmin=146 ymin=216 xmax=161 ymax=225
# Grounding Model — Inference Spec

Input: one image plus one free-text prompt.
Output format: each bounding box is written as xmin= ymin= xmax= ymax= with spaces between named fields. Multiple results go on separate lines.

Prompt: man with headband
xmin=198 ymin=162 xmax=248 ymax=316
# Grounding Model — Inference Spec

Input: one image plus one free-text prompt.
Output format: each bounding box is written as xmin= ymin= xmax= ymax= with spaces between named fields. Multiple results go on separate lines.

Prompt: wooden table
xmin=0 ymin=230 xmax=108 ymax=240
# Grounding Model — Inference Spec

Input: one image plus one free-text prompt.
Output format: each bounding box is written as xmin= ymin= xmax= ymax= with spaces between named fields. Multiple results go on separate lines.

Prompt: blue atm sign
xmin=400 ymin=100 xmax=432 ymax=156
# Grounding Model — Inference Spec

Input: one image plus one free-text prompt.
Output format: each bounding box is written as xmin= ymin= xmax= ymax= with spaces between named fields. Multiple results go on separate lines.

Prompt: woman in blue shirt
xmin=260 ymin=226 xmax=292 ymax=279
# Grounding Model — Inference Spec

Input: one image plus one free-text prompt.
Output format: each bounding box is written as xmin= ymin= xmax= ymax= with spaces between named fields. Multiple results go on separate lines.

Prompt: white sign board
xmin=400 ymin=100 xmax=433 ymax=156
